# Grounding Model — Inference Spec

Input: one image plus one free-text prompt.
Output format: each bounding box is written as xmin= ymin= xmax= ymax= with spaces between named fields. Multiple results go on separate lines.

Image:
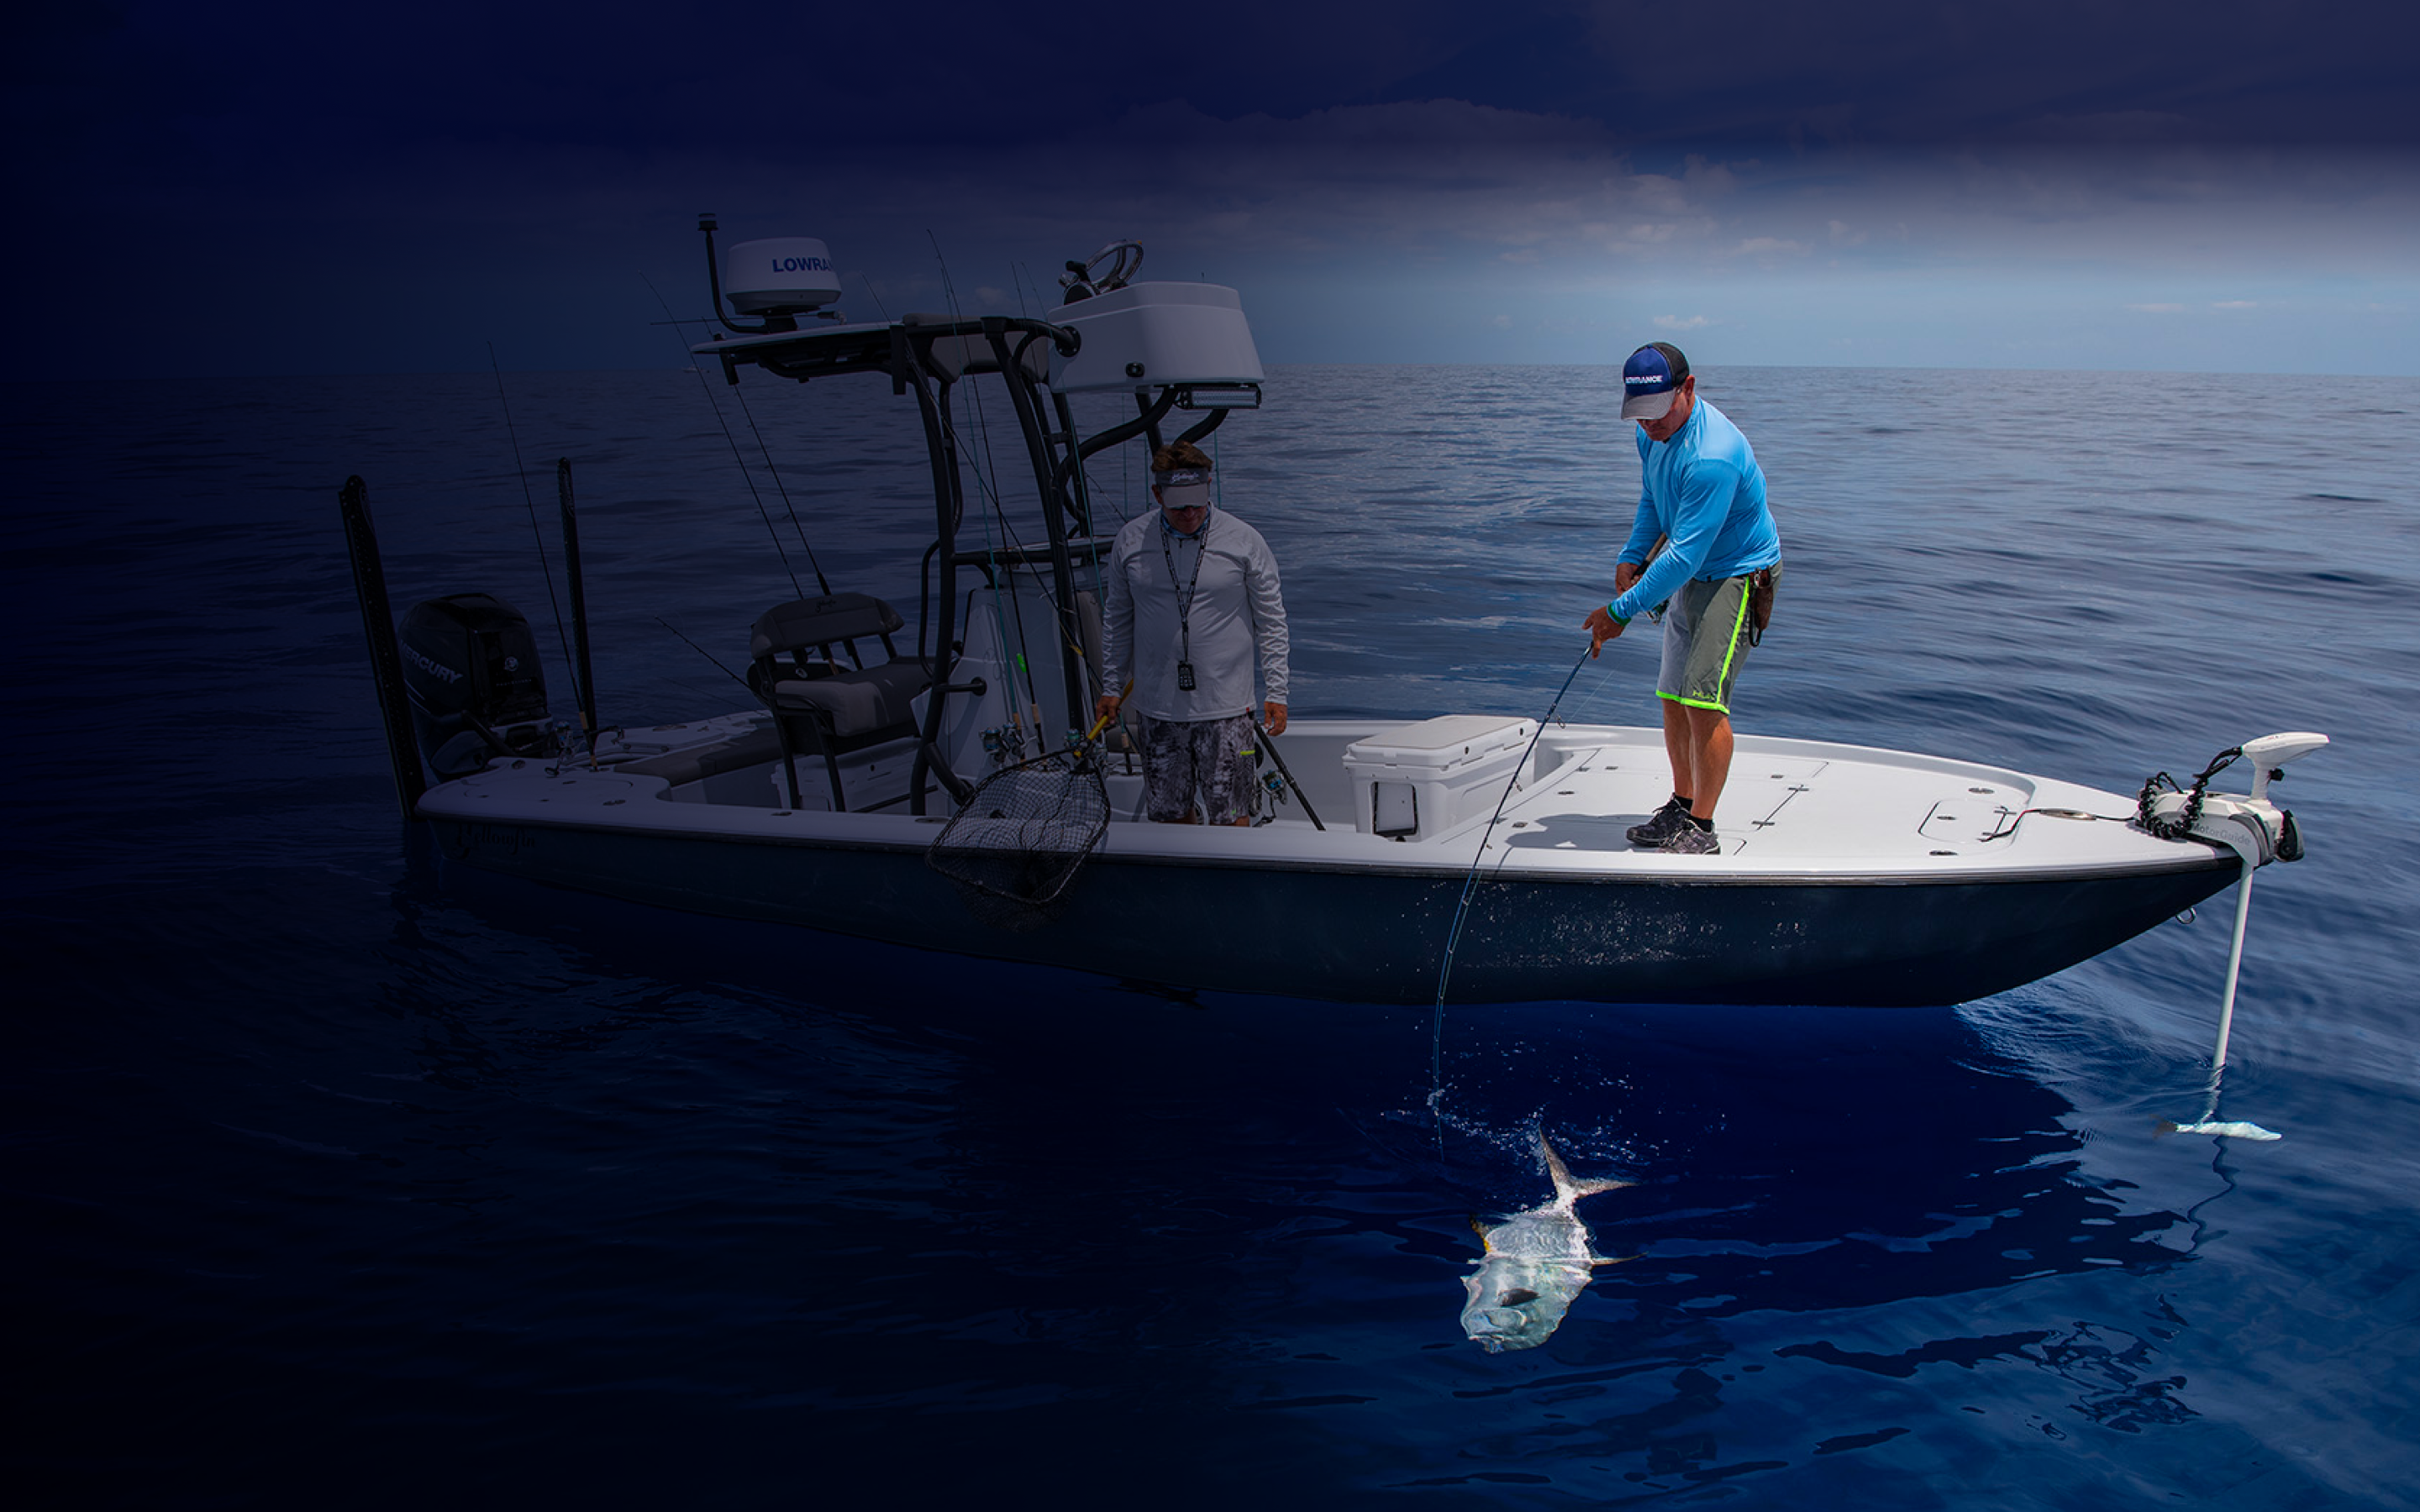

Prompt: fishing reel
xmin=1058 ymin=240 xmax=1144 ymax=302
xmin=980 ymin=725 xmax=1028 ymax=767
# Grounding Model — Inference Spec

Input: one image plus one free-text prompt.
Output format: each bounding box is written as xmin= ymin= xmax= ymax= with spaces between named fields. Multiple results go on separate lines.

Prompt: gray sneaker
xmin=1658 ymin=824 xmax=1721 ymax=855
xmin=1626 ymin=797 xmax=1692 ymax=848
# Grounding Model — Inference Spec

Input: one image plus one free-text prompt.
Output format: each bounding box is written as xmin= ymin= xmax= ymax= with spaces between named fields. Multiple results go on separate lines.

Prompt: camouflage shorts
xmin=1140 ymin=713 xmax=1259 ymax=825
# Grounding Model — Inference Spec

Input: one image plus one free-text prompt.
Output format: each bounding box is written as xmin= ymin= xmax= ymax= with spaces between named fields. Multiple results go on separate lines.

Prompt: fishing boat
xmin=339 ymin=226 xmax=2323 ymax=1009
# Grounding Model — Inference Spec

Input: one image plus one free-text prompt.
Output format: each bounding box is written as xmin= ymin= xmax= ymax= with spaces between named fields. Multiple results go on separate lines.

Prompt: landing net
xmin=924 ymin=748 xmax=1112 ymax=931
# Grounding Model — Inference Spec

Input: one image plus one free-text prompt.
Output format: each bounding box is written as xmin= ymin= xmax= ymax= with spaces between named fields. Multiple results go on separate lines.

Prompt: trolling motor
xmin=397 ymin=593 xmax=559 ymax=780
xmin=2139 ymin=731 xmax=2329 ymax=1140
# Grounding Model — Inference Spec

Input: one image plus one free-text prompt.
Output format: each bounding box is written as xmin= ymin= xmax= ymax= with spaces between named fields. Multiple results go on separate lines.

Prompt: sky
xmin=7 ymin=1 xmax=2417 ymax=376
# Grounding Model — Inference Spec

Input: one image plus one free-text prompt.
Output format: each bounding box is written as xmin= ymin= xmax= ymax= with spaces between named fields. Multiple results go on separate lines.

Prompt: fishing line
xmin=486 ymin=343 xmax=582 ymax=712
xmin=1429 ymin=641 xmax=1601 ymax=1153
xmin=654 ymin=617 xmax=752 ymax=691
xmin=855 ymin=271 xmax=893 ymax=321
xmin=639 ymin=272 xmax=805 ymax=600
xmin=729 ymin=381 xmax=834 ymax=598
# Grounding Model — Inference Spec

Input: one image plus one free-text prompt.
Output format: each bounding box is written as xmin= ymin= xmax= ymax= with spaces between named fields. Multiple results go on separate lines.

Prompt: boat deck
xmin=424 ymin=714 xmax=2222 ymax=888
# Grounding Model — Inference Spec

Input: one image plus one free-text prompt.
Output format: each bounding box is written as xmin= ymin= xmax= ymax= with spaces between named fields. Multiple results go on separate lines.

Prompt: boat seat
xmin=746 ymin=593 xmax=933 ymax=811
xmin=767 ymin=659 xmax=929 ymax=739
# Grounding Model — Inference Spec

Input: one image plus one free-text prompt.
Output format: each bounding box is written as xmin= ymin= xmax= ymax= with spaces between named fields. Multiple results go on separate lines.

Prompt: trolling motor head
xmin=2139 ymin=729 xmax=2328 ymax=868
xmin=2239 ymin=731 xmax=2328 ymax=804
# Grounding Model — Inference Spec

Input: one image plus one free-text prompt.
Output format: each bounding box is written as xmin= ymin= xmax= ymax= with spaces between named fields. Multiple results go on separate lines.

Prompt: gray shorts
xmin=1140 ymin=713 xmax=1258 ymax=825
xmin=1657 ymin=565 xmax=1778 ymax=715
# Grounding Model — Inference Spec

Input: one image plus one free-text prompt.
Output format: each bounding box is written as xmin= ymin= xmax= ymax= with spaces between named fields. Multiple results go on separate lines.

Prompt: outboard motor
xmin=397 ymin=592 xmax=555 ymax=779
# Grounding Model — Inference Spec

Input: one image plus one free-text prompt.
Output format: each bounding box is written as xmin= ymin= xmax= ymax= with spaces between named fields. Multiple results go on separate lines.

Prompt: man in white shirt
xmin=1095 ymin=441 xmax=1292 ymax=825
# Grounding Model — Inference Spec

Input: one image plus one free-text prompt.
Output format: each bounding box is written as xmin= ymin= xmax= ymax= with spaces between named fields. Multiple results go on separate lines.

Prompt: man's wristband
xmin=1605 ymin=603 xmax=1631 ymax=627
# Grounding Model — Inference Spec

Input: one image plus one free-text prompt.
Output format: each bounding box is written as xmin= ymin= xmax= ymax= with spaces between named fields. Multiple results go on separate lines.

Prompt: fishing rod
xmin=728 ymin=378 xmax=834 ymax=598
xmin=487 ymin=344 xmax=583 ymax=721
xmin=928 ymin=228 xmax=1048 ymax=735
xmin=1248 ymin=714 xmax=1323 ymax=831
xmin=639 ymin=272 xmax=806 ymax=600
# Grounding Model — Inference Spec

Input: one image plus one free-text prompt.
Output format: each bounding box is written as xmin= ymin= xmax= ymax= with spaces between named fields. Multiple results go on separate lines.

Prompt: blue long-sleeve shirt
xmin=1609 ymin=397 xmax=1781 ymax=623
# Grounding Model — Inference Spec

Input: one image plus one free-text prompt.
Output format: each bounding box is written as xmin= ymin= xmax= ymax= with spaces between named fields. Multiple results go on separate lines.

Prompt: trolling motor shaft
xmin=2146 ymin=731 xmax=2329 ymax=1142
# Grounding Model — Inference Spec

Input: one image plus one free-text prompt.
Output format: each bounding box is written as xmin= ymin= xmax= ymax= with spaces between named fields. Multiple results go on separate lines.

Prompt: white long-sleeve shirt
xmin=1100 ymin=506 xmax=1290 ymax=722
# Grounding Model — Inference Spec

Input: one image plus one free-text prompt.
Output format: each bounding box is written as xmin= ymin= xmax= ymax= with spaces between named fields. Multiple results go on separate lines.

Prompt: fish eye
xmin=1497 ymin=1288 xmax=1539 ymax=1307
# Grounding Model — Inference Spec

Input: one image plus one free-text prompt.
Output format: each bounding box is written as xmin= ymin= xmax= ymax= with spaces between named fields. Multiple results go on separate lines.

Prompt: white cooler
xmin=1342 ymin=716 xmax=1536 ymax=840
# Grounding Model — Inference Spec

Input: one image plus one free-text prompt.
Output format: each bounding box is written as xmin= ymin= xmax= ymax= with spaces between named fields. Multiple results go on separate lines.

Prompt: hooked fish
xmin=1459 ymin=1132 xmax=1629 ymax=1353
xmin=2156 ymin=1117 xmax=2282 ymax=1142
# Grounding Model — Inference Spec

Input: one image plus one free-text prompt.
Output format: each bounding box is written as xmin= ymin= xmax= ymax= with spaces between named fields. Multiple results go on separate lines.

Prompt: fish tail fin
xmin=1538 ymin=1130 xmax=1576 ymax=1197
xmin=1538 ymin=1131 xmax=1630 ymax=1206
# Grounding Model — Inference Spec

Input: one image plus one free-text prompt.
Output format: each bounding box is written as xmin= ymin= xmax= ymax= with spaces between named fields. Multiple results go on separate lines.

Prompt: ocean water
xmin=4 ymin=364 xmax=2417 ymax=1508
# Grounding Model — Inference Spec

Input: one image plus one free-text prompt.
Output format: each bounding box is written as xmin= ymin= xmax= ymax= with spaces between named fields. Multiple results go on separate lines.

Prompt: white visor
xmin=1620 ymin=387 xmax=1680 ymax=422
xmin=1158 ymin=480 xmax=1213 ymax=510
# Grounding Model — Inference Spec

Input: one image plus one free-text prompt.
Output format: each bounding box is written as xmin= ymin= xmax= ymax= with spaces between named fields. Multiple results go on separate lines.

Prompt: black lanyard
xmin=1160 ymin=514 xmax=1209 ymax=686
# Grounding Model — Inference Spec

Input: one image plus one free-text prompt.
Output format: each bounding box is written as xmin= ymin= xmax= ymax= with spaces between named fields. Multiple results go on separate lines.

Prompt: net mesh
xmin=925 ymin=748 xmax=1112 ymax=931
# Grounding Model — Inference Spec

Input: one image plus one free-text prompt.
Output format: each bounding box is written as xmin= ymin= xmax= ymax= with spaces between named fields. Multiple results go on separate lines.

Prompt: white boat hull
xmin=418 ymin=717 xmax=2243 ymax=1006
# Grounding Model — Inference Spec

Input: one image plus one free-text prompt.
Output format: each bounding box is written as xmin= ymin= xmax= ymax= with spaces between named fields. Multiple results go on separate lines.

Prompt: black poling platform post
xmin=339 ymin=475 xmax=428 ymax=822
xmin=557 ymin=459 xmax=600 ymax=751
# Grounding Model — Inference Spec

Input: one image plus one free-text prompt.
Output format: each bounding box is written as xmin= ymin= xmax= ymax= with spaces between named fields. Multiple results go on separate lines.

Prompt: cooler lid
xmin=1344 ymin=715 xmax=1536 ymax=769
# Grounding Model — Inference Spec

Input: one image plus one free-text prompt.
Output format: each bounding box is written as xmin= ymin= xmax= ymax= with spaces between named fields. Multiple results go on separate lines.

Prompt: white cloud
xmin=1828 ymin=218 xmax=1868 ymax=246
xmin=1733 ymin=236 xmax=1808 ymax=255
xmin=2212 ymin=299 xmax=2257 ymax=309
xmin=1655 ymin=314 xmax=1711 ymax=330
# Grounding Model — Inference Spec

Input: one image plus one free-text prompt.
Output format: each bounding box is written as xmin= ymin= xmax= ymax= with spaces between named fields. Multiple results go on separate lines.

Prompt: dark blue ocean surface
xmin=4 ymin=365 xmax=2416 ymax=1508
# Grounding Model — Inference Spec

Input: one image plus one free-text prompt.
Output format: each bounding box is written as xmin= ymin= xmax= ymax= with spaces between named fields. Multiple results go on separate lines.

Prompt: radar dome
xmin=723 ymin=238 xmax=843 ymax=317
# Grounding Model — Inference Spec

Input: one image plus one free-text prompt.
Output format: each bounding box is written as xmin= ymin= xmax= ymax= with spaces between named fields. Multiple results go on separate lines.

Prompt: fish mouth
xmin=1463 ymin=1307 xmax=1537 ymax=1352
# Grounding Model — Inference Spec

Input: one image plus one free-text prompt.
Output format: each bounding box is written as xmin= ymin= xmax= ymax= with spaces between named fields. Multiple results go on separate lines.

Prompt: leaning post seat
xmin=745 ymin=593 xmax=932 ymax=811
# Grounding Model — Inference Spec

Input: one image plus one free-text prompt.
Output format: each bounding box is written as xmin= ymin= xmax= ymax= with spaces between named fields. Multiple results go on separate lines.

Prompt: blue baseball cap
xmin=1619 ymin=342 xmax=1692 ymax=421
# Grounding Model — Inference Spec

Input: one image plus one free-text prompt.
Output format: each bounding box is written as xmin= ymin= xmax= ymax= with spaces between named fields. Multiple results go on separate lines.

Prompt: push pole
xmin=338 ymin=476 xmax=426 ymax=822
xmin=557 ymin=459 xmax=600 ymax=759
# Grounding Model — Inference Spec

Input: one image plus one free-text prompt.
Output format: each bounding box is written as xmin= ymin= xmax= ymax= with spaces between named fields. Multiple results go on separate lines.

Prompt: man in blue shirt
xmin=1583 ymin=343 xmax=1783 ymax=856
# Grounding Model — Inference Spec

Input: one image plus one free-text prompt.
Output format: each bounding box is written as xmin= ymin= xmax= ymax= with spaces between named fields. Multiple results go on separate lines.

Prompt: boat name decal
xmin=403 ymin=643 xmax=463 ymax=685
xmin=462 ymin=823 xmax=535 ymax=857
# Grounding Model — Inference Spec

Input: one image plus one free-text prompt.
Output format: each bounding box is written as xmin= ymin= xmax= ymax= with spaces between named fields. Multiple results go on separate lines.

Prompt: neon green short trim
xmin=1656 ymin=573 xmax=1758 ymax=715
